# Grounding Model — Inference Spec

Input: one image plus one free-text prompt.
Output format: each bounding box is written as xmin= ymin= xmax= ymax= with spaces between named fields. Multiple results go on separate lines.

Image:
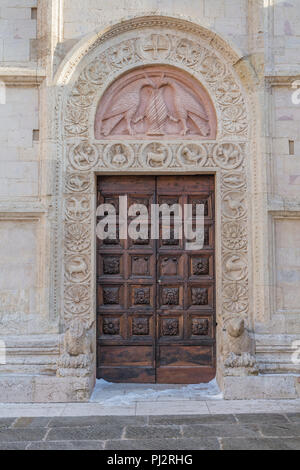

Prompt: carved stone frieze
xmin=58 ymin=19 xmax=255 ymax=384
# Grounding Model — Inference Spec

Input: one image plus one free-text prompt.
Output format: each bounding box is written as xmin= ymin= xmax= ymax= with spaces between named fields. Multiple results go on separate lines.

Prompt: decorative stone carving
xmin=138 ymin=34 xmax=171 ymax=60
xmin=213 ymin=143 xmax=243 ymax=169
xmin=199 ymin=53 xmax=226 ymax=83
xmin=222 ymin=191 xmax=246 ymax=219
xmin=132 ymin=318 xmax=149 ymax=336
xmin=65 ymin=173 xmax=91 ymax=193
xmin=65 ymin=255 xmax=90 ymax=283
xmin=141 ymin=142 xmax=172 ymax=168
xmin=222 ymin=222 xmax=247 ymax=250
xmin=69 ymin=142 xmax=98 ymax=171
xmin=162 ymin=288 xmax=179 ymax=305
xmin=223 ymin=283 xmax=248 ymax=314
xmin=65 ymin=223 xmax=90 ymax=253
xmin=64 ymin=319 xmax=92 ymax=357
xmin=162 ymin=318 xmax=179 ymax=336
xmin=58 ymin=19 xmax=254 ymax=390
xmin=103 ymin=143 xmax=134 ymax=169
xmin=223 ymin=318 xmax=254 ymax=357
xmin=175 ymin=38 xmax=202 ymax=66
xmin=223 ymin=254 xmax=247 ymax=281
xmin=223 ymin=318 xmax=258 ymax=375
xmin=65 ymin=106 xmax=88 ymax=136
xmin=223 ymin=105 xmax=247 ymax=135
xmin=178 ymin=143 xmax=208 ymax=166
xmin=95 ymin=67 xmax=216 ymax=139
xmin=222 ymin=171 xmax=246 ymax=190
xmin=192 ymin=288 xmax=208 ymax=306
xmin=65 ymin=285 xmax=90 ymax=316
xmin=192 ymin=318 xmax=209 ymax=336
xmin=65 ymin=196 xmax=90 ymax=222
xmin=107 ymin=40 xmax=136 ymax=68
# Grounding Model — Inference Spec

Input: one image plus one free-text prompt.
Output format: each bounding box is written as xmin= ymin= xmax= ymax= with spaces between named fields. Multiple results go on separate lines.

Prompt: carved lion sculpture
xmin=64 ymin=319 xmax=92 ymax=357
xmin=223 ymin=317 xmax=255 ymax=358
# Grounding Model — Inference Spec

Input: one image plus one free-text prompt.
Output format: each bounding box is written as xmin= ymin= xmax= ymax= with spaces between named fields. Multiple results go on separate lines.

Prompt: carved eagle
xmin=98 ymin=73 xmax=211 ymax=137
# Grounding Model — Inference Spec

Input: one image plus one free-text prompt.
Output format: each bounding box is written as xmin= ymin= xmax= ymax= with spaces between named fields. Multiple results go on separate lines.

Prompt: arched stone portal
xmin=53 ymin=16 xmax=260 ymax=400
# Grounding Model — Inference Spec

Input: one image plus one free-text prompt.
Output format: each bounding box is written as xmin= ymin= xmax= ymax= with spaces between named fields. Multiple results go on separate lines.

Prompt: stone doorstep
xmin=0 ymin=374 xmax=299 ymax=404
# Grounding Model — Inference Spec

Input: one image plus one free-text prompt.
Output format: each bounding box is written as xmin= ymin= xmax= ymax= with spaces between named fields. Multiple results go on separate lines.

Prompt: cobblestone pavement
xmin=0 ymin=413 xmax=300 ymax=450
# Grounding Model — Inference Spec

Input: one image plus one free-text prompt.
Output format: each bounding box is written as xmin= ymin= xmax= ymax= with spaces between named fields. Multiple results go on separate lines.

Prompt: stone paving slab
xmin=221 ymin=438 xmax=300 ymax=451
xmin=0 ymin=413 xmax=299 ymax=450
xmin=1 ymin=399 xmax=300 ymax=417
xmin=105 ymin=438 xmax=220 ymax=451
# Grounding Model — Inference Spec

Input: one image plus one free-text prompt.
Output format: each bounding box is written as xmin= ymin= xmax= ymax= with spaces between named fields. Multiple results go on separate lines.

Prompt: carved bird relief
xmin=96 ymin=71 xmax=212 ymax=138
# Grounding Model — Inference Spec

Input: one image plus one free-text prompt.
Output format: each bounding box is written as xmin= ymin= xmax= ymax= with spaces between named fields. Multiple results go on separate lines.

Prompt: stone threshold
xmin=0 ymin=399 xmax=299 ymax=418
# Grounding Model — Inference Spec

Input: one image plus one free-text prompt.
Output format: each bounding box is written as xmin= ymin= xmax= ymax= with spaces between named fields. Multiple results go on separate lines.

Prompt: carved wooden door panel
xmin=97 ymin=175 xmax=216 ymax=383
xmin=156 ymin=176 xmax=215 ymax=383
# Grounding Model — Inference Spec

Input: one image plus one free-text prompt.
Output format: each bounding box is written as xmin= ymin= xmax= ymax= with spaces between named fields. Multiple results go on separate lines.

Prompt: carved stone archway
xmin=53 ymin=16 xmax=259 ymax=400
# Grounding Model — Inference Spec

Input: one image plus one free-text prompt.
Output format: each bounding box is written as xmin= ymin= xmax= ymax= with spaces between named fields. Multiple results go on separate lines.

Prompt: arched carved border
xmin=54 ymin=16 xmax=259 ymax=395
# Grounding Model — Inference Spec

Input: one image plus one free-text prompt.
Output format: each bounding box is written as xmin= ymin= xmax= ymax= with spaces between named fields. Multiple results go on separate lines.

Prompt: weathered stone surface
xmin=105 ymin=438 xmax=220 ymax=450
xmin=222 ymin=438 xmax=300 ymax=451
xmin=182 ymin=423 xmax=260 ymax=438
xmin=0 ymin=1 xmax=300 ymax=403
xmin=149 ymin=414 xmax=237 ymax=425
xmin=45 ymin=425 xmax=123 ymax=441
xmin=28 ymin=441 xmax=105 ymax=450
xmin=125 ymin=425 xmax=181 ymax=439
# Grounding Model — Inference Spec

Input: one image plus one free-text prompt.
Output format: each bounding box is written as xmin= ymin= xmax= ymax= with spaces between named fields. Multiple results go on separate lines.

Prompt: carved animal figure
xmin=64 ymin=319 xmax=91 ymax=357
xmin=182 ymin=146 xmax=202 ymax=163
xmin=161 ymin=76 xmax=210 ymax=136
xmin=67 ymin=257 xmax=87 ymax=278
xmin=223 ymin=194 xmax=244 ymax=217
xmin=223 ymin=318 xmax=255 ymax=358
xmin=225 ymin=255 xmax=245 ymax=277
xmin=99 ymin=72 xmax=211 ymax=137
xmin=147 ymin=148 xmax=166 ymax=167
xmin=99 ymin=76 xmax=156 ymax=136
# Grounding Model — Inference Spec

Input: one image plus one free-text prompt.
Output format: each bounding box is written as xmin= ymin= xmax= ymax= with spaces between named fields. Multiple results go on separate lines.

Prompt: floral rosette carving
xmin=222 ymin=105 xmax=247 ymax=135
xmin=223 ymin=283 xmax=248 ymax=314
xmin=65 ymin=284 xmax=90 ymax=316
xmin=65 ymin=223 xmax=90 ymax=253
xmin=222 ymin=222 xmax=247 ymax=250
xmin=65 ymin=106 xmax=88 ymax=136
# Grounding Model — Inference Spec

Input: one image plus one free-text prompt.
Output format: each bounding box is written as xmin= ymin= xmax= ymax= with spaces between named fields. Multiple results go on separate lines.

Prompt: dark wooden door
xmin=97 ymin=175 xmax=215 ymax=383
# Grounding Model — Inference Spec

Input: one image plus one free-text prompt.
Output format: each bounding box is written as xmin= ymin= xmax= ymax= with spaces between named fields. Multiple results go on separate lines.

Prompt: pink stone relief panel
xmin=95 ymin=66 xmax=217 ymax=140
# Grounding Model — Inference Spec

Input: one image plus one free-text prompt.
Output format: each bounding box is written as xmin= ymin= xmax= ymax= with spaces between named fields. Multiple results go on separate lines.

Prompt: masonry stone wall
xmin=0 ymin=0 xmax=299 ymax=402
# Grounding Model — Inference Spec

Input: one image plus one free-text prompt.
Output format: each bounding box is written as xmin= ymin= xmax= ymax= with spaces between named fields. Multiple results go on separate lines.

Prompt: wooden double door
xmin=96 ymin=175 xmax=216 ymax=383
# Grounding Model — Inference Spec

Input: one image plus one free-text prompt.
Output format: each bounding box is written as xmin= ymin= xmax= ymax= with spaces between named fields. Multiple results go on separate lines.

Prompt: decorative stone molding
xmin=53 ymin=16 xmax=258 ymax=397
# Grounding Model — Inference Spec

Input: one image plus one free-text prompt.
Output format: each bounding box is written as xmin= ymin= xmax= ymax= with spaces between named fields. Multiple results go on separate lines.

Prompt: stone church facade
xmin=0 ymin=0 xmax=300 ymax=402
